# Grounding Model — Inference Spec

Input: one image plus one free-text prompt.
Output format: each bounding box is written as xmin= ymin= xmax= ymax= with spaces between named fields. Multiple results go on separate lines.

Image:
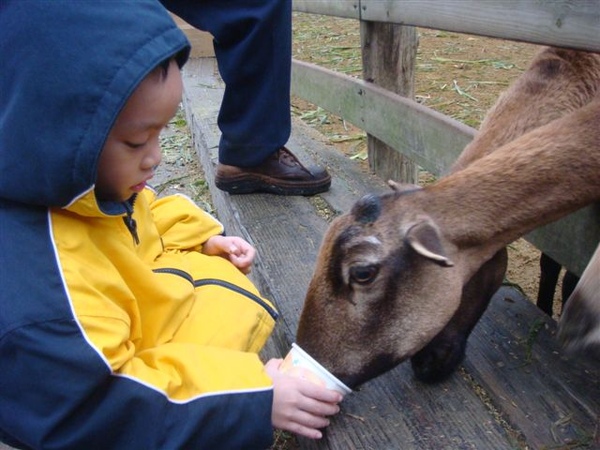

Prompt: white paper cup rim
xmin=291 ymin=343 xmax=352 ymax=395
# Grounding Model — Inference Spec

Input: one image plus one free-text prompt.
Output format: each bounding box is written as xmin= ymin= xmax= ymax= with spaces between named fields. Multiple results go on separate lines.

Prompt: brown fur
xmin=296 ymin=47 xmax=600 ymax=388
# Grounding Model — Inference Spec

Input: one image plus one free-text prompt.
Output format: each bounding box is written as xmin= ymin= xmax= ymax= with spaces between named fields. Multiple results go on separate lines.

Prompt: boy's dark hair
xmin=156 ymin=49 xmax=187 ymax=79
xmin=156 ymin=57 xmax=173 ymax=79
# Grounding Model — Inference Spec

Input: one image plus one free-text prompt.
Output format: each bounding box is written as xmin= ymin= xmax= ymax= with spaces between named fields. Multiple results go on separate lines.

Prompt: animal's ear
xmin=405 ymin=220 xmax=454 ymax=267
xmin=388 ymin=180 xmax=421 ymax=193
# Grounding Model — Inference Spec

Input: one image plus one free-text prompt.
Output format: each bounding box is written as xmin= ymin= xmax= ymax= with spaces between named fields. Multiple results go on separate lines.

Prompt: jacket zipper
xmin=153 ymin=267 xmax=195 ymax=285
xmin=152 ymin=268 xmax=278 ymax=320
xmin=195 ymin=279 xmax=278 ymax=320
xmin=122 ymin=196 xmax=140 ymax=245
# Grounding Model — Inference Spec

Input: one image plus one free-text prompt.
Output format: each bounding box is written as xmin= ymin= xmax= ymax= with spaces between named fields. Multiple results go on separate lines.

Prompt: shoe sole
xmin=215 ymin=174 xmax=331 ymax=196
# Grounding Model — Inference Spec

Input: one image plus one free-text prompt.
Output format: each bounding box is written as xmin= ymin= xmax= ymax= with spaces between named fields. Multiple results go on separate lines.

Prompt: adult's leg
xmin=163 ymin=0 xmax=331 ymax=195
xmin=163 ymin=0 xmax=291 ymax=166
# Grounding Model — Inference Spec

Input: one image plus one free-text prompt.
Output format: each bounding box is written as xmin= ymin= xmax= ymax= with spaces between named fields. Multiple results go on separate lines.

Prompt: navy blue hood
xmin=0 ymin=1 xmax=190 ymax=207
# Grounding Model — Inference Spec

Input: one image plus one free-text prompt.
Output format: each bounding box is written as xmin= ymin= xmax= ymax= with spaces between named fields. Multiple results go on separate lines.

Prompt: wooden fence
xmin=290 ymin=0 xmax=600 ymax=276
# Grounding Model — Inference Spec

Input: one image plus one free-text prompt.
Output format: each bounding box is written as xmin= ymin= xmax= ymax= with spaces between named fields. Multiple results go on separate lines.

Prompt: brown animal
xmin=296 ymin=47 xmax=600 ymax=388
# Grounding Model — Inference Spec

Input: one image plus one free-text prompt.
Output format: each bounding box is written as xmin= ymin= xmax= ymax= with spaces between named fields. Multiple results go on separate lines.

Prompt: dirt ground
xmin=291 ymin=13 xmax=569 ymax=318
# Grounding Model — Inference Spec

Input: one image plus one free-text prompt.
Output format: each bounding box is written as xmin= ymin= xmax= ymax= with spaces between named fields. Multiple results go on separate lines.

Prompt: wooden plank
xmin=464 ymin=287 xmax=600 ymax=448
xmin=361 ymin=21 xmax=419 ymax=184
xmin=292 ymin=0 xmax=359 ymax=19
xmin=182 ymin=58 xmax=521 ymax=449
xmin=360 ymin=0 xmax=600 ymax=52
xmin=292 ymin=59 xmax=473 ymax=176
xmin=294 ymin=1 xmax=600 ymax=51
xmin=298 ymin=363 xmax=519 ymax=450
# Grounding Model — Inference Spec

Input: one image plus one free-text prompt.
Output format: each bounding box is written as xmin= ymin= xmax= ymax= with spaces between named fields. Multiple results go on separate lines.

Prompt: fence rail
xmin=293 ymin=0 xmax=600 ymax=51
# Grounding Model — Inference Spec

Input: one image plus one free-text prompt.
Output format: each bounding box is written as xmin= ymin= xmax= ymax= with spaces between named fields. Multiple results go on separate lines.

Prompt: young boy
xmin=0 ymin=2 xmax=341 ymax=449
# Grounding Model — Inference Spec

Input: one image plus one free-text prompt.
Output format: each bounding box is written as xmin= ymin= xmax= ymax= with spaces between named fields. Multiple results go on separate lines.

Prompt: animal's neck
xmin=421 ymin=106 xmax=600 ymax=255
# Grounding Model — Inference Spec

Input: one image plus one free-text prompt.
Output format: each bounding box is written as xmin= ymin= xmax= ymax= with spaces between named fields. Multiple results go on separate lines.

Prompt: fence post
xmin=360 ymin=22 xmax=419 ymax=183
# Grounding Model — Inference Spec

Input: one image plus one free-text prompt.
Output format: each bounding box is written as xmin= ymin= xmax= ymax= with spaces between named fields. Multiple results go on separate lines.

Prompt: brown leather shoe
xmin=215 ymin=147 xmax=331 ymax=196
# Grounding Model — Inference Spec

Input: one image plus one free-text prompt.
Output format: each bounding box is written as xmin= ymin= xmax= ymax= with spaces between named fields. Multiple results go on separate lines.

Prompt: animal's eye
xmin=349 ymin=265 xmax=379 ymax=285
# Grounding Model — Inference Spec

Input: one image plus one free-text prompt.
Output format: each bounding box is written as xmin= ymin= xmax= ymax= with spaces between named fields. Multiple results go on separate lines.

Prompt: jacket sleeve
xmin=0 ymin=322 xmax=275 ymax=450
xmin=1 ymin=241 xmax=277 ymax=449
xmin=145 ymin=189 xmax=224 ymax=252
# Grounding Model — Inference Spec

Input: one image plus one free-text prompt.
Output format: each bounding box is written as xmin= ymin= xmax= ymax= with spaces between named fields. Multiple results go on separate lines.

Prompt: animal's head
xmin=297 ymin=188 xmax=465 ymax=388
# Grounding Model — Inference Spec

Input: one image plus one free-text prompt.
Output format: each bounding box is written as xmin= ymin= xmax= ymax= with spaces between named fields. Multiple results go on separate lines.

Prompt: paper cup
xmin=280 ymin=343 xmax=352 ymax=396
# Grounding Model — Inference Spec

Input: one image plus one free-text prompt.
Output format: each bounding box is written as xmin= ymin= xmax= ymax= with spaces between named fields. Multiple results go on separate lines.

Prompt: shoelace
xmin=277 ymin=148 xmax=304 ymax=168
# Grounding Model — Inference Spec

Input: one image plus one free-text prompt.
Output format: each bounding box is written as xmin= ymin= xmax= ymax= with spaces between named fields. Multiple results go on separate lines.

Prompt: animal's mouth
xmin=335 ymin=352 xmax=406 ymax=389
xmin=337 ymin=372 xmax=368 ymax=390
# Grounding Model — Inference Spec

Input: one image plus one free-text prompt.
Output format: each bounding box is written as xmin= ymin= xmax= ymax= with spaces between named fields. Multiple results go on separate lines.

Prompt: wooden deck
xmin=182 ymin=57 xmax=599 ymax=450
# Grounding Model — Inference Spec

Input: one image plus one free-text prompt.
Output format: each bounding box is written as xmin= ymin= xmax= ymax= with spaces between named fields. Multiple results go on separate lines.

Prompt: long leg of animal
xmin=411 ymin=249 xmax=508 ymax=383
xmin=537 ymin=253 xmax=562 ymax=316
xmin=561 ymin=270 xmax=579 ymax=308
xmin=537 ymin=253 xmax=580 ymax=316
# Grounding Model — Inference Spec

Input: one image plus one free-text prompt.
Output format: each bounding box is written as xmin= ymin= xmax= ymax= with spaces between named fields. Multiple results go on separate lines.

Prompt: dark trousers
xmin=161 ymin=0 xmax=292 ymax=166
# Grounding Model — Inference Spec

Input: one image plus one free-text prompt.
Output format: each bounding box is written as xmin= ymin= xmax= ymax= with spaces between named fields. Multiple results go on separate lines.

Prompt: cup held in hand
xmin=280 ymin=343 xmax=352 ymax=396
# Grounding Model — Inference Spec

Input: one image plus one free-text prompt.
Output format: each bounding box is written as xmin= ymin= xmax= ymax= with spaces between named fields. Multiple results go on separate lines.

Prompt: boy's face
xmin=95 ymin=60 xmax=183 ymax=202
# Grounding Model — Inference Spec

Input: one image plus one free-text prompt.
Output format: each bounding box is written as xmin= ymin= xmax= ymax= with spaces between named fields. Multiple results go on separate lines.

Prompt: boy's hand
xmin=202 ymin=235 xmax=256 ymax=274
xmin=265 ymin=359 xmax=343 ymax=440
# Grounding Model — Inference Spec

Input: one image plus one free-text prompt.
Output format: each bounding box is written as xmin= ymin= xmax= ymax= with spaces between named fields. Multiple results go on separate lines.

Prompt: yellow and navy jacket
xmin=0 ymin=2 xmax=277 ymax=449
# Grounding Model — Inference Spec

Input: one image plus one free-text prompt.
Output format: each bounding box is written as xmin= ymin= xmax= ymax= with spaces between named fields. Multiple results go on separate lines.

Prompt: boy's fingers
xmin=286 ymin=414 xmax=329 ymax=439
xmin=302 ymin=397 xmax=340 ymax=417
xmin=290 ymin=425 xmax=322 ymax=440
xmin=300 ymin=383 xmax=343 ymax=404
